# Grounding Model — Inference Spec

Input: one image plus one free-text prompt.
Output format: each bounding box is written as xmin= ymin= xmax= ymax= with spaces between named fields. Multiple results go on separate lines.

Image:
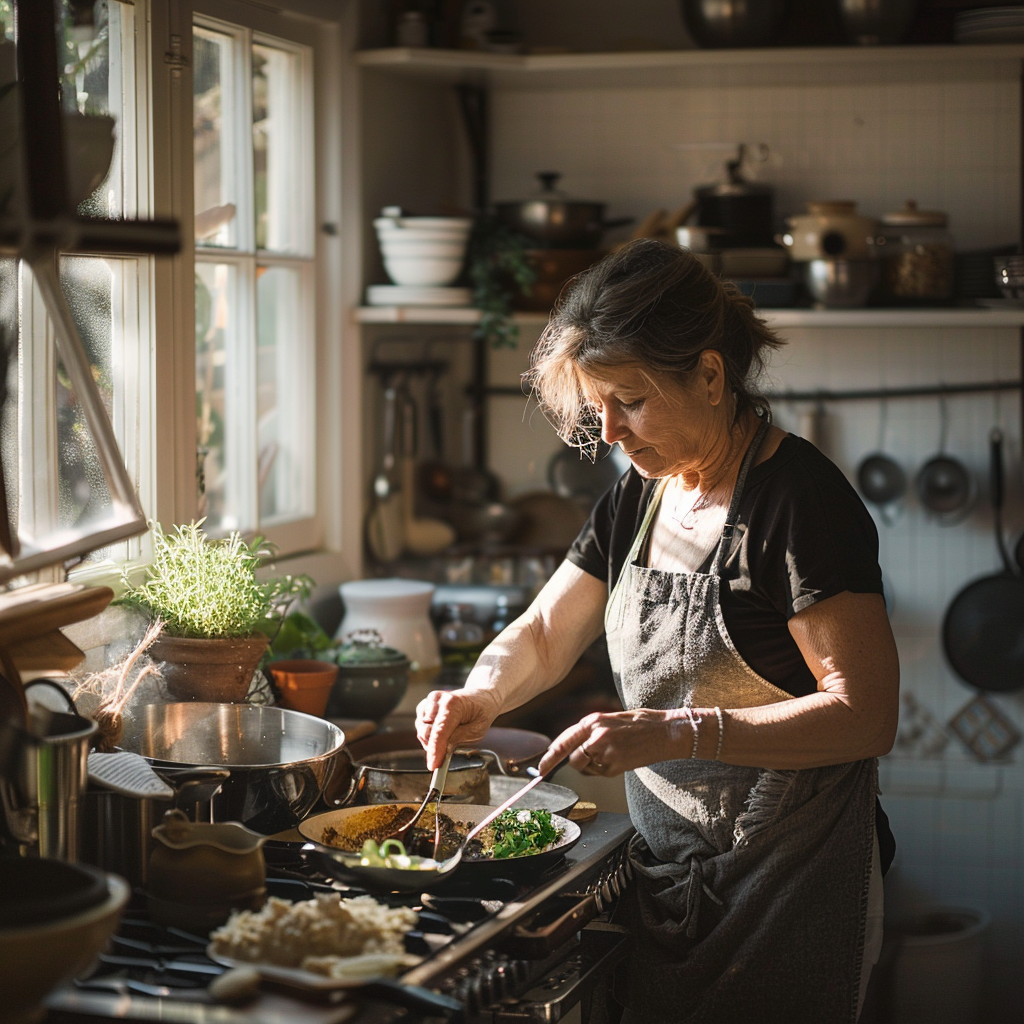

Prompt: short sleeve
xmin=566 ymin=476 xmax=621 ymax=584
xmin=740 ymin=439 xmax=884 ymax=618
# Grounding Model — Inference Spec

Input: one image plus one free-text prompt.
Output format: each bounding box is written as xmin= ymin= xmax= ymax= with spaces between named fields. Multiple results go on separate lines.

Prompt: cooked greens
xmin=481 ymin=809 xmax=562 ymax=859
xmin=356 ymin=839 xmax=441 ymax=871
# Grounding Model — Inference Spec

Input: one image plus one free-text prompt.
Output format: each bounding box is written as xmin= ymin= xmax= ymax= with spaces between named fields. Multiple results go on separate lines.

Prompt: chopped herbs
xmin=481 ymin=809 xmax=562 ymax=859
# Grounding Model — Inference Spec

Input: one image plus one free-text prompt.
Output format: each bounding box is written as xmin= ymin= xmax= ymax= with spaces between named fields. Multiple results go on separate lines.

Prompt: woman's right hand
xmin=415 ymin=688 xmax=502 ymax=770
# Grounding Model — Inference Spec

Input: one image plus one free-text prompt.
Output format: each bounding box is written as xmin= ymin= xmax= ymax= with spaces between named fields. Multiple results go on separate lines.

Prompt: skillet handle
xmin=990 ymin=429 xmax=1014 ymax=573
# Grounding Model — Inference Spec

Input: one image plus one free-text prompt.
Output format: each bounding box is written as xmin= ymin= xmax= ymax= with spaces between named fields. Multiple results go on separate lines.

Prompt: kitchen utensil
xmin=495 ymin=172 xmax=631 ymax=249
xmin=327 ymin=747 xmax=491 ymax=808
xmin=679 ymin=0 xmax=786 ymax=47
xmin=804 ymin=258 xmax=879 ymax=307
xmin=383 ymin=748 xmax=452 ymax=856
xmin=417 ymin=366 xmax=455 ymax=502
xmin=366 ymin=381 xmax=404 ymax=563
xmin=917 ymin=398 xmax=974 ymax=524
xmin=399 ymin=388 xmax=456 ymax=556
xmin=450 ymin=404 xmax=501 ymax=505
xmin=116 ymin=702 xmax=347 ymax=834
xmin=80 ymin=762 xmax=229 ymax=889
xmin=326 ymin=630 xmax=410 ymax=722
xmin=858 ymin=453 xmax=907 ymax=517
xmin=336 ymin=578 xmax=441 ymax=684
xmin=779 ymin=200 xmax=879 ymax=261
xmin=548 ymin=440 xmax=630 ymax=508
xmin=838 ymin=0 xmax=917 ymax=45
xmin=147 ymin=809 xmax=268 ymax=933
xmin=941 ymin=429 xmax=1024 ymax=692
xmin=0 ymin=704 xmax=98 ymax=861
xmin=301 ymin=757 xmax=576 ymax=891
xmin=693 ymin=144 xmax=775 ymax=247
xmin=0 ymin=866 xmax=129 ymax=1024
xmin=268 ymin=659 xmax=338 ymax=717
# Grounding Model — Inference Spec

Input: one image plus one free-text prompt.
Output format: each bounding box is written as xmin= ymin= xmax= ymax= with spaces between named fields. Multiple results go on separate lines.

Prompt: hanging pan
xmin=941 ymin=429 xmax=1024 ymax=693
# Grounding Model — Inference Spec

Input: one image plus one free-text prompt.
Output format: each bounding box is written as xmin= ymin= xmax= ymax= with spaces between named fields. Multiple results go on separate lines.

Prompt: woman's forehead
xmin=579 ymin=362 xmax=650 ymax=392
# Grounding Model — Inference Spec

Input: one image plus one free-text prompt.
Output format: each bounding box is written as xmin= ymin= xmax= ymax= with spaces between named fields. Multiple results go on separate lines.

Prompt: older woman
xmin=416 ymin=239 xmax=899 ymax=1024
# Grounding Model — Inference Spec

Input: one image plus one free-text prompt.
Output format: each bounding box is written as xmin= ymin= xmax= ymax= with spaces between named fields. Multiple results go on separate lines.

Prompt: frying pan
xmin=298 ymin=802 xmax=581 ymax=892
xmin=941 ymin=429 xmax=1024 ymax=692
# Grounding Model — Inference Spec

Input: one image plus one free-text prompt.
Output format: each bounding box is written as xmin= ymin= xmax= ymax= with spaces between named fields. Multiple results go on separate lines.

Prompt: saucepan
xmin=117 ymin=703 xmax=346 ymax=834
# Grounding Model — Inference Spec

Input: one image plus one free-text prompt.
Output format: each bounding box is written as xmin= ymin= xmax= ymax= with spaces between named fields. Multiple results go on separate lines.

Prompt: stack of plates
xmin=366 ymin=284 xmax=472 ymax=306
xmin=955 ymin=7 xmax=1024 ymax=43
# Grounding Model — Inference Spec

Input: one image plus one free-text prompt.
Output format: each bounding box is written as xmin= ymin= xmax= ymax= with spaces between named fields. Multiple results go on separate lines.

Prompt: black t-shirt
xmin=568 ymin=433 xmax=885 ymax=697
xmin=567 ymin=433 xmax=895 ymax=870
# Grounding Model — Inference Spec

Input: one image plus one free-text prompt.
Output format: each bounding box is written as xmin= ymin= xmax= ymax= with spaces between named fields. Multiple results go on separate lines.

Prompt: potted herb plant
xmin=118 ymin=520 xmax=311 ymax=703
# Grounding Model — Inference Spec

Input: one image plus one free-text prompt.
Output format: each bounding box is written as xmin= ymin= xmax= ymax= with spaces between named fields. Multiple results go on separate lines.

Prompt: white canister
xmin=336 ymin=578 xmax=441 ymax=687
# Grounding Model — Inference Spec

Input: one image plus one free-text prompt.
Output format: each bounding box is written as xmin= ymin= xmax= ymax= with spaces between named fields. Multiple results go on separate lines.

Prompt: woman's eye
xmin=620 ymin=398 xmax=644 ymax=411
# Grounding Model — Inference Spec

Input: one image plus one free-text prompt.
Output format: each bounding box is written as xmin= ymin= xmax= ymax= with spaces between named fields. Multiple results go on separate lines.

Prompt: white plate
xmin=206 ymin=947 xmax=421 ymax=992
xmin=366 ymin=284 xmax=472 ymax=307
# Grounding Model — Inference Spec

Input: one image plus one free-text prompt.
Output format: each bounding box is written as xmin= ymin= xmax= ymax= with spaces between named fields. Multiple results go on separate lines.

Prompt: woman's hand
xmin=538 ymin=709 xmax=678 ymax=777
xmin=415 ymin=688 xmax=503 ymax=770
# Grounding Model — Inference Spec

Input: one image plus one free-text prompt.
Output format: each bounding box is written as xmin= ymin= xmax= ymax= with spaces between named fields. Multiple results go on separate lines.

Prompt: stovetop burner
xmin=45 ymin=812 xmax=635 ymax=1024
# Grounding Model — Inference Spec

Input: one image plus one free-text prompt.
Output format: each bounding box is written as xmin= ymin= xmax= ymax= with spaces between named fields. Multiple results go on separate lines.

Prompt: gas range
xmin=44 ymin=813 xmax=635 ymax=1024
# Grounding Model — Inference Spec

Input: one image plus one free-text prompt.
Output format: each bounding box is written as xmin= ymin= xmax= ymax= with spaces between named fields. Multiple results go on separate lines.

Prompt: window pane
xmin=57 ymin=258 xmax=115 ymax=546
xmin=252 ymin=43 xmax=304 ymax=254
xmin=256 ymin=265 xmax=310 ymax=522
xmin=194 ymin=27 xmax=239 ymax=248
xmin=195 ymin=261 xmax=237 ymax=532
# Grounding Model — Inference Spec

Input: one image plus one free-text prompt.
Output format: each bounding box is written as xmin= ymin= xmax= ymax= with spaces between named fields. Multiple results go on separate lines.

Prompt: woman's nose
xmin=601 ymin=406 xmax=628 ymax=445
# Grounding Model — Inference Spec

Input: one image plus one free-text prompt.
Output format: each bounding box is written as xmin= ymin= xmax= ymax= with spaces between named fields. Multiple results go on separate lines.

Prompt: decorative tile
xmin=948 ymin=694 xmax=1022 ymax=762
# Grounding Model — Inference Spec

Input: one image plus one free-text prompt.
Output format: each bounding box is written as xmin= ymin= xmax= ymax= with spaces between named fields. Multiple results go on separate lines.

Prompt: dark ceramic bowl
xmin=325 ymin=660 xmax=410 ymax=722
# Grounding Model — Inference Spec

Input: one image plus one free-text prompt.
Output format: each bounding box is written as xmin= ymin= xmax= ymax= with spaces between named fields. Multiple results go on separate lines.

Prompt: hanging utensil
xmin=399 ymin=388 xmax=455 ymax=556
xmin=856 ymin=399 xmax=905 ymax=526
xmin=917 ymin=396 xmax=974 ymax=525
xmin=941 ymin=429 xmax=1024 ymax=693
xmin=366 ymin=380 xmax=404 ymax=562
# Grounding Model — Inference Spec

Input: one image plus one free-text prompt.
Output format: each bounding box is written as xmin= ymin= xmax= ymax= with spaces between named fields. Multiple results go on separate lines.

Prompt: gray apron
xmin=606 ymin=418 xmax=877 ymax=1024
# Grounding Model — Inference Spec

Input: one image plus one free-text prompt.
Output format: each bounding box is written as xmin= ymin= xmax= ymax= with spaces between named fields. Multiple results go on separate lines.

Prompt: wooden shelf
xmin=356 ymin=44 xmax=1024 ymax=89
xmin=355 ymin=305 xmax=1024 ymax=328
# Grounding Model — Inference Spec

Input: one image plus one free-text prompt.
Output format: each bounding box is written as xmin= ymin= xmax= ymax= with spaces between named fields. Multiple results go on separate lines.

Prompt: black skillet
xmin=941 ymin=429 xmax=1024 ymax=692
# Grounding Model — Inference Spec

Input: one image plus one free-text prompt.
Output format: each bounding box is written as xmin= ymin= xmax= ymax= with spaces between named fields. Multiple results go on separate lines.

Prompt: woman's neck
xmin=678 ymin=408 xmax=761 ymax=496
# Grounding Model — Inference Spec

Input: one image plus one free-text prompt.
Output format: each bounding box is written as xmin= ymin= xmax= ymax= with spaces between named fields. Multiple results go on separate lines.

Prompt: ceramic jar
xmin=875 ymin=200 xmax=955 ymax=304
xmin=780 ymin=200 xmax=879 ymax=261
xmin=147 ymin=810 xmax=266 ymax=933
xmin=326 ymin=631 xmax=410 ymax=722
xmin=336 ymin=578 xmax=440 ymax=685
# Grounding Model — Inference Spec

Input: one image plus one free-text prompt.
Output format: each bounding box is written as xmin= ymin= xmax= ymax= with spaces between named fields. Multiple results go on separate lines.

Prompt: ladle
xmin=384 ymin=748 xmax=452 ymax=856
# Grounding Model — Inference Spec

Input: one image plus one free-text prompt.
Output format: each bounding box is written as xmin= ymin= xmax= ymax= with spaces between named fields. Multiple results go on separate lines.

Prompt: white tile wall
xmin=481 ymin=72 xmax=1024 ymax=1019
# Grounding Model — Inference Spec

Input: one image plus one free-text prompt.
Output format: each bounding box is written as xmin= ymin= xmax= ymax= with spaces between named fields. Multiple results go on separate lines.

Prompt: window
xmin=0 ymin=0 xmax=152 ymax=578
xmin=192 ymin=11 xmax=316 ymax=545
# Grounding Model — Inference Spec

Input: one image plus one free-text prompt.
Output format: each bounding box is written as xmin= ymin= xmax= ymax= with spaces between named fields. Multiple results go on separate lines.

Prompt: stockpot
xmin=116 ymin=703 xmax=346 ymax=835
xmin=495 ymin=172 xmax=631 ymax=249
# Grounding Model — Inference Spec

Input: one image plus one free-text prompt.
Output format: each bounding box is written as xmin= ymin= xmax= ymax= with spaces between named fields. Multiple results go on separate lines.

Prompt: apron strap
xmin=710 ymin=412 xmax=771 ymax=576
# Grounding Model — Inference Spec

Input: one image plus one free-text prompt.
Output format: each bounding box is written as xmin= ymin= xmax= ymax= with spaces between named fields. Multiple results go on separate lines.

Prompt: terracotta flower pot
xmin=149 ymin=634 xmax=268 ymax=703
xmin=268 ymin=659 xmax=338 ymax=718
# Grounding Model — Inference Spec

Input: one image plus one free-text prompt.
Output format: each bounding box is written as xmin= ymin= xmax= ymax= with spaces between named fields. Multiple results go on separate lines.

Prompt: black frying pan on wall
xmin=941 ymin=429 xmax=1024 ymax=693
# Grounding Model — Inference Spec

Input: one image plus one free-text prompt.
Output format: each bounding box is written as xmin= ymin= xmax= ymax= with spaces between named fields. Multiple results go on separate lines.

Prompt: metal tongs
xmin=384 ymin=748 xmax=453 ymax=858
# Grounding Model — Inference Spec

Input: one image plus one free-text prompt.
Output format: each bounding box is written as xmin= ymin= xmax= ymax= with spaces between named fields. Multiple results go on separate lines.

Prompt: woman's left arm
xmin=700 ymin=590 xmax=899 ymax=769
xmin=540 ymin=590 xmax=899 ymax=775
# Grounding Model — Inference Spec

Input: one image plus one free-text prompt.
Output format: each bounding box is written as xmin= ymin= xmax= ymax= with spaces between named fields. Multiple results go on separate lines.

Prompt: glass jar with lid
xmin=875 ymin=200 xmax=955 ymax=304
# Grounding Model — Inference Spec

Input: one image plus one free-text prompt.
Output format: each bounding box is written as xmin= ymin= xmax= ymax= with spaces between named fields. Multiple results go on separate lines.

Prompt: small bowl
xmin=379 ymin=239 xmax=468 ymax=258
xmin=0 ymin=867 xmax=129 ymax=1024
xmin=269 ymin=659 xmax=338 ymax=717
xmin=326 ymin=661 xmax=410 ymax=722
xmin=805 ymin=258 xmax=879 ymax=308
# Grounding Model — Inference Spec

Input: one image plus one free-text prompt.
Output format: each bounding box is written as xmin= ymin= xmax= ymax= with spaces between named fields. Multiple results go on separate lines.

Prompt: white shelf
xmin=355 ymin=306 xmax=1024 ymax=328
xmin=356 ymin=44 xmax=1024 ymax=89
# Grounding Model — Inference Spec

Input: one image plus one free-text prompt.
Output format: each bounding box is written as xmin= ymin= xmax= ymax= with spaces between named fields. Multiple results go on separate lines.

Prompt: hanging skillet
xmin=941 ymin=429 xmax=1024 ymax=693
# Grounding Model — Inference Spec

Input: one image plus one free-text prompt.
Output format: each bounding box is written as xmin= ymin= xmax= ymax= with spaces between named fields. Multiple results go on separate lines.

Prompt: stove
xmin=44 ymin=813 xmax=635 ymax=1024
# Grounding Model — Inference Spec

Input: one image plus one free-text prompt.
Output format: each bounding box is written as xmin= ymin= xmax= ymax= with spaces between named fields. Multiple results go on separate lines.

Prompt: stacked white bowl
xmin=374 ymin=209 xmax=474 ymax=287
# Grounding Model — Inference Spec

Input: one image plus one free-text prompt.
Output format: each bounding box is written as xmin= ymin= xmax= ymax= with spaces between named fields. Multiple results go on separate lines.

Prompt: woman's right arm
xmin=415 ymin=560 xmax=608 ymax=769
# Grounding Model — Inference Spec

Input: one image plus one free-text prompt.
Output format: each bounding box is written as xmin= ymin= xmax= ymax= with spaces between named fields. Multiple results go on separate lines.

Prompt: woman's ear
xmin=698 ymin=350 xmax=727 ymax=406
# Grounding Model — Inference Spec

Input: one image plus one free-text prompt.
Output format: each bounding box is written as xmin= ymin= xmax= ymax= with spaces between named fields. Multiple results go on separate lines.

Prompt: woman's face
xmin=582 ymin=361 xmax=723 ymax=480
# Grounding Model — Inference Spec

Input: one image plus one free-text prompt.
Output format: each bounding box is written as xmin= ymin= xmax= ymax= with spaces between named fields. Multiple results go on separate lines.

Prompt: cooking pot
xmin=495 ymin=172 xmax=631 ymax=249
xmin=694 ymin=145 xmax=774 ymax=248
xmin=116 ymin=703 xmax=346 ymax=835
xmin=326 ymin=631 xmax=410 ymax=722
xmin=325 ymin=726 xmax=550 ymax=808
xmin=780 ymin=201 xmax=879 ymax=261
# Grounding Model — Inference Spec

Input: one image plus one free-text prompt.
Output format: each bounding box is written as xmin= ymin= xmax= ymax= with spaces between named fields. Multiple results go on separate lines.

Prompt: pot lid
xmin=881 ymin=200 xmax=947 ymax=227
xmin=336 ymin=629 xmax=409 ymax=667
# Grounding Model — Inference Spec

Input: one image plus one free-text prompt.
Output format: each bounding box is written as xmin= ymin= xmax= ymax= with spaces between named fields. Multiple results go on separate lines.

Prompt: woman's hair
xmin=525 ymin=238 xmax=784 ymax=452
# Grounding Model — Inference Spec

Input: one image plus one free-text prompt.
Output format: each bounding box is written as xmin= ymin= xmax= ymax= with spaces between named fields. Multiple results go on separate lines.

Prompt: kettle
xmin=693 ymin=144 xmax=775 ymax=248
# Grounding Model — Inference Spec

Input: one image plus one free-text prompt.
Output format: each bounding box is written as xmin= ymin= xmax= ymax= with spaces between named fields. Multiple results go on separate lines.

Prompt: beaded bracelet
xmin=713 ymin=706 xmax=724 ymax=760
xmin=682 ymin=707 xmax=700 ymax=759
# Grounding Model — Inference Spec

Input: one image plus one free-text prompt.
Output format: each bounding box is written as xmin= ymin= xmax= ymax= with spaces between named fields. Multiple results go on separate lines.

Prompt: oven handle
xmin=505 ymin=891 xmax=599 ymax=959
